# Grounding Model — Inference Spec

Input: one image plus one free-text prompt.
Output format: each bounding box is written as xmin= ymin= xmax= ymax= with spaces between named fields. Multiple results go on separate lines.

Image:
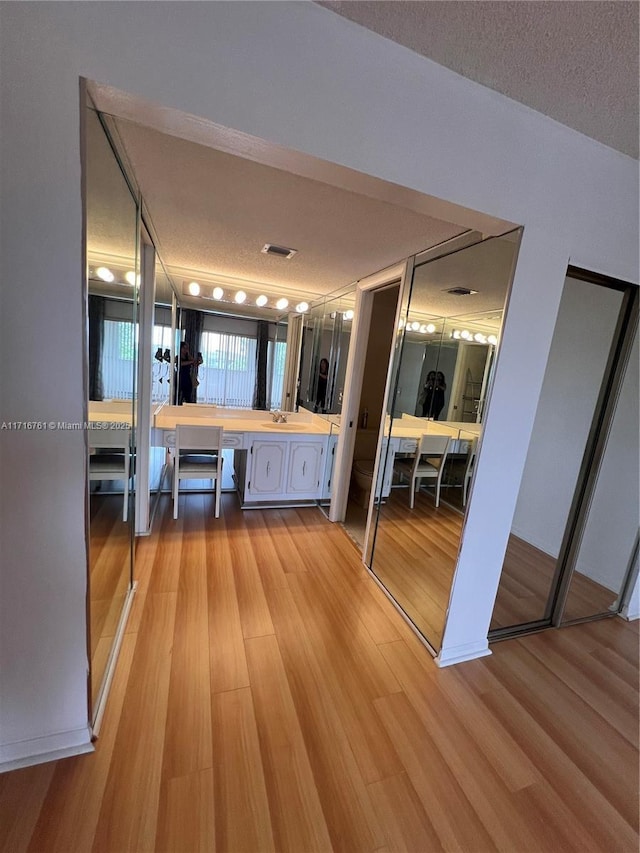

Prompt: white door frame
xmin=328 ymin=260 xmax=409 ymax=524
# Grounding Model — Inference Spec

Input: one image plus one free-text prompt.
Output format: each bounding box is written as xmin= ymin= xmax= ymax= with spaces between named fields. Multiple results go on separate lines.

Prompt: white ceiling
xmin=89 ymin=1 xmax=635 ymax=321
xmin=318 ymin=1 xmax=639 ymax=159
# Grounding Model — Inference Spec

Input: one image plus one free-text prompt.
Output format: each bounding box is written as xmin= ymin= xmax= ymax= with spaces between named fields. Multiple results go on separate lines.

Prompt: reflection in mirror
xmin=364 ymin=230 xmax=522 ymax=652
xmin=491 ymin=273 xmax=636 ymax=632
xmin=86 ymin=105 xmax=138 ymax=718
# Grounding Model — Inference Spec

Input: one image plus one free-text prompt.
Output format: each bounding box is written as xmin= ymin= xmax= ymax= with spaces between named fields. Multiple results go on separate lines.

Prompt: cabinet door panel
xmin=249 ymin=440 xmax=287 ymax=495
xmin=287 ymin=440 xmax=324 ymax=494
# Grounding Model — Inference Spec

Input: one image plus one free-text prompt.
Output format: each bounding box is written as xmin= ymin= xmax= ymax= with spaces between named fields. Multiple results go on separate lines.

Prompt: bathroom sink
xmin=261 ymin=422 xmax=310 ymax=430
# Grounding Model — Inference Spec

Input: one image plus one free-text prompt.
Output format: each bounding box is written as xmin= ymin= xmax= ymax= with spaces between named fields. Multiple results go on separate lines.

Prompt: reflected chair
xmin=395 ymin=433 xmax=450 ymax=509
xmin=88 ymin=425 xmax=131 ymax=522
xmin=463 ymin=438 xmax=478 ymax=507
xmin=172 ymin=424 xmax=223 ymax=519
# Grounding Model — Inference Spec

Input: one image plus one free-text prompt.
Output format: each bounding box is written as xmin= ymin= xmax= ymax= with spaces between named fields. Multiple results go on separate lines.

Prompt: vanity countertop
xmin=153 ymin=405 xmax=332 ymax=436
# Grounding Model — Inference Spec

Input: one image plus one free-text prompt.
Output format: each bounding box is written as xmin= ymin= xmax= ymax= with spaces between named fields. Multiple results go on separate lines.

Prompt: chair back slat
xmin=88 ymin=424 xmax=131 ymax=451
xmin=417 ymin=433 xmax=450 ymax=457
xmin=176 ymin=424 xmax=223 ymax=452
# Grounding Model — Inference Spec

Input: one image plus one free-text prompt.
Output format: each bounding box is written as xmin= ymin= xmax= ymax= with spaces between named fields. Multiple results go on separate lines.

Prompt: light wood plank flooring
xmin=1 ymin=493 xmax=638 ymax=853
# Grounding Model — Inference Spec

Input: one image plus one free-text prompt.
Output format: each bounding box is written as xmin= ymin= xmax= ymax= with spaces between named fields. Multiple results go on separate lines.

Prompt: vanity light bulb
xmin=426 ymin=323 xmax=436 ymax=334
xmin=419 ymin=324 xmax=428 ymax=334
xmin=410 ymin=321 xmax=420 ymax=331
xmin=125 ymin=270 xmax=137 ymax=286
xmin=188 ymin=281 xmax=200 ymax=296
xmin=452 ymin=330 xmax=461 ymax=339
xmin=96 ymin=266 xmax=114 ymax=283
xmin=256 ymin=294 xmax=268 ymax=307
xmin=235 ymin=290 xmax=247 ymax=304
xmin=276 ymin=297 xmax=289 ymax=310
xmin=461 ymin=329 xmax=471 ymax=340
xmin=488 ymin=334 xmax=498 ymax=345
xmin=474 ymin=332 xmax=485 ymax=343
xmin=296 ymin=302 xmax=309 ymax=313
xmin=344 ymin=309 xmax=354 ymax=321
xmin=398 ymin=318 xmax=405 ymax=328
xmin=212 ymin=287 xmax=224 ymax=300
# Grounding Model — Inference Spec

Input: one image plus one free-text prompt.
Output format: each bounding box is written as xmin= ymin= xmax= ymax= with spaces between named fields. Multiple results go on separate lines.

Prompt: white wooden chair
xmin=463 ymin=438 xmax=478 ymax=507
xmin=88 ymin=425 xmax=131 ymax=522
xmin=395 ymin=433 xmax=451 ymax=509
xmin=172 ymin=424 xmax=224 ymax=519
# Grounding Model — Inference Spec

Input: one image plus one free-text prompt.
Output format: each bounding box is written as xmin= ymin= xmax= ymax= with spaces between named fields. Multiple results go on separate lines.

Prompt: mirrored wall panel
xmin=363 ymin=231 xmax=522 ymax=651
xmin=86 ymin=105 xmax=138 ymax=715
xmin=491 ymin=274 xmax=637 ymax=631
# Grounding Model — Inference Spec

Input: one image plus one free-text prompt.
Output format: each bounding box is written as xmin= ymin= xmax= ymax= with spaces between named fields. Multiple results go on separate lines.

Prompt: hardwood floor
xmin=1 ymin=493 xmax=637 ymax=853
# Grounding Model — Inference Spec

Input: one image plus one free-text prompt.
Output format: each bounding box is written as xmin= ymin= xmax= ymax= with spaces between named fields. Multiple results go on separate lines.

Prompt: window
xmin=102 ymin=319 xmax=136 ymax=400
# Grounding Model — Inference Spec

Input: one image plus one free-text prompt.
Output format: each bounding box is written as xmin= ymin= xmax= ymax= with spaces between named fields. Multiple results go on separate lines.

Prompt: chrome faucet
xmin=271 ymin=409 xmax=288 ymax=423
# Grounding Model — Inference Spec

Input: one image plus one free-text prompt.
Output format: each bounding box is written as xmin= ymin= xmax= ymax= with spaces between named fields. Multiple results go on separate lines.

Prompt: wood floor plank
xmin=3 ymin=497 xmax=638 ymax=853
xmin=286 ymin=571 xmax=403 ymax=785
xmin=487 ymin=641 xmax=639 ymax=829
xmin=210 ymin=687 xmax=274 ymax=853
xmin=226 ymin=500 xmax=275 ymax=639
xmin=480 ymin=683 xmax=638 ymax=851
xmin=27 ymin=632 xmax=137 ymax=853
xmin=243 ymin=509 xmax=289 ymax=590
xmin=0 ymin=762 xmax=55 ymax=853
xmin=92 ymin=592 xmax=177 ymax=853
xmin=154 ymin=769 xmax=215 ymax=853
xmin=161 ymin=494 xmax=213 ymax=780
xmin=373 ymin=690 xmax=496 ymax=852
xmin=263 ymin=584 xmax=387 ymax=852
xmin=367 ymin=771 xmax=443 ymax=852
xmin=205 ymin=503 xmax=250 ymax=694
xmin=378 ymin=640 xmax=546 ymax=851
xmin=245 ymin=634 xmax=331 ymax=853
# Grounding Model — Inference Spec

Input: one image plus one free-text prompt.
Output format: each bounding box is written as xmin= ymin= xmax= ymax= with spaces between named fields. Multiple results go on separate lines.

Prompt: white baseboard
xmin=0 ymin=726 xmax=94 ymax=774
xmin=620 ymin=603 xmax=639 ymax=621
xmin=435 ymin=640 xmax=492 ymax=668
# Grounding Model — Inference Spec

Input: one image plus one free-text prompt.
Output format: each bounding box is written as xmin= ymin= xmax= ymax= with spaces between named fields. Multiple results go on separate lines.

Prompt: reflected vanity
xmin=360 ymin=230 xmax=522 ymax=652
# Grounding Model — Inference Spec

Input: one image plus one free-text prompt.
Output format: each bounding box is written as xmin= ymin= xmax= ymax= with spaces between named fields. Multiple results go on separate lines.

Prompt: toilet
xmin=350 ymin=458 xmax=376 ymax=509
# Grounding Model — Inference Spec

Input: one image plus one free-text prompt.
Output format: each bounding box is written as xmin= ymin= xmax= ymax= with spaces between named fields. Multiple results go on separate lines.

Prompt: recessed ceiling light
xmin=276 ymin=297 xmax=289 ymax=311
xmin=96 ymin=266 xmax=114 ymax=283
xmin=262 ymin=243 xmax=297 ymax=260
xmin=212 ymin=287 xmax=224 ymax=300
xmin=188 ymin=281 xmax=200 ymax=296
xmin=235 ymin=290 xmax=247 ymax=304
xmin=125 ymin=270 xmax=137 ymax=286
xmin=296 ymin=302 xmax=309 ymax=313
xmin=256 ymin=294 xmax=268 ymax=307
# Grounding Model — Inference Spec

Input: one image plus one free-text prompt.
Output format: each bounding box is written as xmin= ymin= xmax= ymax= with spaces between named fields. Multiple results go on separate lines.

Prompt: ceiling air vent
xmin=262 ymin=243 xmax=297 ymax=259
xmin=445 ymin=287 xmax=478 ymax=296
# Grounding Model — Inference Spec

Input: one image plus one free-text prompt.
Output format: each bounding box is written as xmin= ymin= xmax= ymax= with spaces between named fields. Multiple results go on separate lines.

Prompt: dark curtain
xmin=182 ymin=309 xmax=204 ymax=403
xmin=88 ymin=295 xmax=104 ymax=401
xmin=253 ymin=320 xmax=269 ymax=410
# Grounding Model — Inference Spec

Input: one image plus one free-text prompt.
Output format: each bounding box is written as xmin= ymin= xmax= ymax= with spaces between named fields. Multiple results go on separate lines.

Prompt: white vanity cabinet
xmin=242 ymin=432 xmax=328 ymax=504
xmin=247 ymin=438 xmax=288 ymax=497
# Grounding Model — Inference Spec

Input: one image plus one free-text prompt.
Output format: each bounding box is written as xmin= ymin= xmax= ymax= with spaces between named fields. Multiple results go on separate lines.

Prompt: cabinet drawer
xmin=398 ymin=438 xmax=417 ymax=453
xmin=222 ymin=433 xmax=244 ymax=449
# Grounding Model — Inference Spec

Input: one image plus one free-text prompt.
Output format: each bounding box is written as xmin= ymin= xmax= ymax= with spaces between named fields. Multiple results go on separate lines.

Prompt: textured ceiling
xmin=318 ymin=0 xmax=639 ymax=159
xmin=107 ymin=117 xmax=469 ymax=302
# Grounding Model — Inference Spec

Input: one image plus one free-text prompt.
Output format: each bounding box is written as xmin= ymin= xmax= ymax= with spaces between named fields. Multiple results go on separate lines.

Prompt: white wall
xmin=1 ymin=1 xmax=638 ymax=760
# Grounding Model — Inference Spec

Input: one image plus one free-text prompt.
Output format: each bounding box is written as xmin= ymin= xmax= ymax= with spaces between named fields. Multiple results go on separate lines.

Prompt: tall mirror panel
xmin=86 ymin=105 xmax=138 ymax=717
xmin=364 ymin=231 xmax=521 ymax=651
